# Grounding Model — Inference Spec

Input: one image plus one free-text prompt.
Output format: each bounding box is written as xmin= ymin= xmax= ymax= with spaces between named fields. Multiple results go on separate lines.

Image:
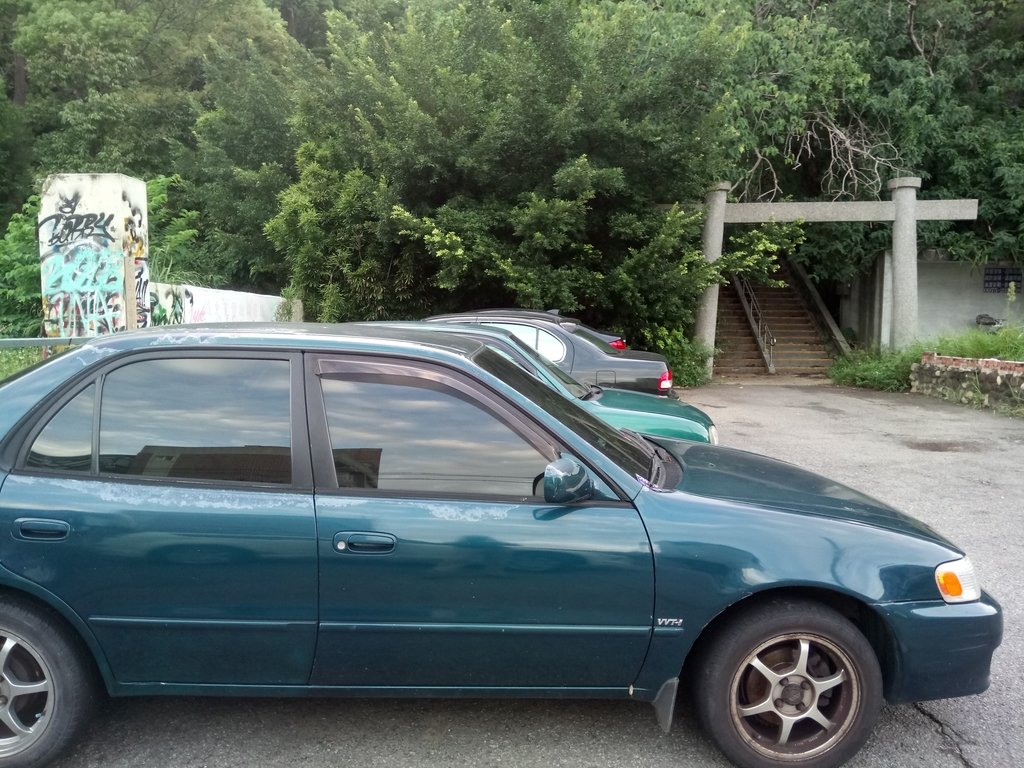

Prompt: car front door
xmin=306 ymin=355 xmax=654 ymax=689
xmin=0 ymin=353 xmax=318 ymax=685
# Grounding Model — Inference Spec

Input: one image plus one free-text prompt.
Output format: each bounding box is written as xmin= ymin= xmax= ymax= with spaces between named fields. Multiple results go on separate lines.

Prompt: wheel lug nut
xmin=801 ymin=681 xmax=811 ymax=690
xmin=774 ymin=699 xmax=784 ymax=708
xmin=780 ymin=678 xmax=789 ymax=685
xmin=796 ymin=702 xmax=805 ymax=711
xmin=0 ymin=696 xmax=7 ymax=706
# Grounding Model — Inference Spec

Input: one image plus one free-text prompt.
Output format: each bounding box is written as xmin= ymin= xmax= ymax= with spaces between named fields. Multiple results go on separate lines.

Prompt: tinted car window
xmin=98 ymin=358 xmax=292 ymax=484
xmin=320 ymin=377 xmax=548 ymax=497
xmin=25 ymin=384 xmax=95 ymax=473
xmin=470 ymin=347 xmax=650 ymax=480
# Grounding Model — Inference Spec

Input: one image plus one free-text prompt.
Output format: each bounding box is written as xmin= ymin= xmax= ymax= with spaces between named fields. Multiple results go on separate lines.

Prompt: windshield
xmin=472 ymin=346 xmax=649 ymax=479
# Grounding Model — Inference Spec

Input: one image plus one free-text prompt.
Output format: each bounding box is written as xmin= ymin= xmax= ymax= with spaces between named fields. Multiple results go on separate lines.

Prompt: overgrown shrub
xmin=642 ymin=325 xmax=715 ymax=388
xmin=0 ymin=197 xmax=43 ymax=337
xmin=829 ymin=326 xmax=1024 ymax=391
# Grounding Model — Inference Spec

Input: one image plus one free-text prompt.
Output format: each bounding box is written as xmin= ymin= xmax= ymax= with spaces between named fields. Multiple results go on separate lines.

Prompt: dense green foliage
xmin=0 ymin=195 xmax=41 ymax=336
xmin=777 ymin=0 xmax=1024 ymax=281
xmin=1 ymin=0 xmax=1022 ymax=376
xmin=267 ymin=0 xmax=816 ymax=349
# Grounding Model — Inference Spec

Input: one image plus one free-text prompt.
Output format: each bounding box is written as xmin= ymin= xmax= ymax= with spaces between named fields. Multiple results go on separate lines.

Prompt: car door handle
xmin=14 ymin=518 xmax=70 ymax=541
xmin=333 ymin=531 xmax=396 ymax=554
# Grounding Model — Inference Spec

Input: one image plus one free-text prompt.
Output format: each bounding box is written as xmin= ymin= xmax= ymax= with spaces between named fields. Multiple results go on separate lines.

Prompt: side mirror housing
xmin=544 ymin=458 xmax=593 ymax=504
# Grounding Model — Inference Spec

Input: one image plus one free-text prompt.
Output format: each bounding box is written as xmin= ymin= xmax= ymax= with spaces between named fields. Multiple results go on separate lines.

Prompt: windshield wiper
xmin=581 ymin=382 xmax=604 ymax=401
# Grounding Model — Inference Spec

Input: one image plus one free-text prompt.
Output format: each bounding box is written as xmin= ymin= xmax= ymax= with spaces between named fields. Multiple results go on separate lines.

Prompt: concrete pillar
xmin=889 ymin=177 xmax=921 ymax=349
xmin=37 ymin=174 xmax=149 ymax=337
xmin=693 ymin=182 xmax=732 ymax=377
xmin=879 ymin=250 xmax=893 ymax=349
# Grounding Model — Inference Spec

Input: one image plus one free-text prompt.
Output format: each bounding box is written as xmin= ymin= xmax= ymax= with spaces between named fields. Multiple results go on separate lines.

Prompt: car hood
xmin=651 ymin=437 xmax=952 ymax=546
xmin=594 ymin=388 xmax=714 ymax=429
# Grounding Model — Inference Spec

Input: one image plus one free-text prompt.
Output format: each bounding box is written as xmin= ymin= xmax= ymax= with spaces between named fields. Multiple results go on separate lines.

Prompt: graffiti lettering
xmin=40 ymin=243 xmax=125 ymax=337
xmin=149 ymin=286 xmax=185 ymax=326
xmin=38 ymin=194 xmax=115 ymax=247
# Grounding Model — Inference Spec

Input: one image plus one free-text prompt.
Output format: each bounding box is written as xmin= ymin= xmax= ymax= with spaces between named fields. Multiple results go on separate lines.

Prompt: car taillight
xmin=609 ymin=338 xmax=627 ymax=350
xmin=658 ymin=370 xmax=673 ymax=392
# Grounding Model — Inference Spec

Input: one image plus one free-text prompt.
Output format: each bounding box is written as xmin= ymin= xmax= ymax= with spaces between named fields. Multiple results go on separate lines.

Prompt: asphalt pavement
xmin=51 ymin=377 xmax=1022 ymax=768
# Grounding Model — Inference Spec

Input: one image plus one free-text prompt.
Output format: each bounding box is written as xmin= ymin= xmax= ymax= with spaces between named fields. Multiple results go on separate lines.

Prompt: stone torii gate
xmin=692 ymin=177 xmax=979 ymax=375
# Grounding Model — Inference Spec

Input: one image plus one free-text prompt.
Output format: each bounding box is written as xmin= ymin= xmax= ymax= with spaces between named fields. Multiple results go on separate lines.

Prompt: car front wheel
xmin=694 ymin=599 xmax=883 ymax=768
xmin=0 ymin=597 xmax=96 ymax=768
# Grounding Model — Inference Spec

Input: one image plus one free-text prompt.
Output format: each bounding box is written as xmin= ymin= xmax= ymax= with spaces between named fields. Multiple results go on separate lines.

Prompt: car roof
xmin=475 ymin=308 xmax=581 ymax=322
xmin=66 ymin=322 xmax=488 ymax=359
xmin=427 ymin=311 xmax=578 ymax=331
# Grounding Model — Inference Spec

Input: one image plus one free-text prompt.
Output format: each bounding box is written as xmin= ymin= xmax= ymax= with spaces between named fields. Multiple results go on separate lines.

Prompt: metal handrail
xmin=731 ymin=275 xmax=776 ymax=374
xmin=786 ymin=259 xmax=851 ymax=357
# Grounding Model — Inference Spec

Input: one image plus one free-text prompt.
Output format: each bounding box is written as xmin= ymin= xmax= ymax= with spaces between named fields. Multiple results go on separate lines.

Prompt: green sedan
xmin=360 ymin=321 xmax=719 ymax=444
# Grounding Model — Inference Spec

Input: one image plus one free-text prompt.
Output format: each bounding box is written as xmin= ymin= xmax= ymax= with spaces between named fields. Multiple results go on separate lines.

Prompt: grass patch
xmin=829 ymin=326 xmax=1024 ymax=392
xmin=0 ymin=347 xmax=43 ymax=381
xmin=829 ymin=345 xmax=925 ymax=391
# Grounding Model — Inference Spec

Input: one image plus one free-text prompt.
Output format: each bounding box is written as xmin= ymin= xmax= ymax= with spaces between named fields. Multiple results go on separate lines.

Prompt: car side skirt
xmin=106 ymin=683 xmax=650 ymax=700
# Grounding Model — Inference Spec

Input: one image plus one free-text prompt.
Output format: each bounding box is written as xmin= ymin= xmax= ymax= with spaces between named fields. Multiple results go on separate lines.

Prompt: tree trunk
xmin=13 ymin=54 xmax=27 ymax=105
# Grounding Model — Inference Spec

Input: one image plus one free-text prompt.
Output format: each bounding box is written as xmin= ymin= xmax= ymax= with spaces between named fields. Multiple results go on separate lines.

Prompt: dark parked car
xmin=0 ymin=324 xmax=1001 ymax=768
xmin=473 ymin=308 xmax=629 ymax=349
xmin=426 ymin=310 xmax=672 ymax=395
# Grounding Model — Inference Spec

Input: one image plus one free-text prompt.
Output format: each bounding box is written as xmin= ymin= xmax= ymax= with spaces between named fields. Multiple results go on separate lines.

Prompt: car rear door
xmin=0 ymin=352 xmax=318 ymax=686
xmin=306 ymin=354 xmax=654 ymax=689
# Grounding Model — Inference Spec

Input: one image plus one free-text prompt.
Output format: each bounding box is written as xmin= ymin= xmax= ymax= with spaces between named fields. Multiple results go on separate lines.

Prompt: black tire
xmin=693 ymin=599 xmax=882 ymax=768
xmin=0 ymin=596 xmax=97 ymax=768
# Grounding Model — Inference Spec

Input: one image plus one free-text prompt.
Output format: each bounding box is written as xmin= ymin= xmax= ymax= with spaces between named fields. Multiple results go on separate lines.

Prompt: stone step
xmin=716 ymin=272 xmax=835 ymax=378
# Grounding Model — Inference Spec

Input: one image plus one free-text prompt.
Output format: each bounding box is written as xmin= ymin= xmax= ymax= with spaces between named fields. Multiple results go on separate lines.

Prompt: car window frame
xmin=12 ymin=348 xmax=312 ymax=491
xmin=306 ymin=353 xmax=565 ymax=499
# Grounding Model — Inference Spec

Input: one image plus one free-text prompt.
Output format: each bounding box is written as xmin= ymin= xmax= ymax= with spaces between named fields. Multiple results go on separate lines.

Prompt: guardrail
xmin=732 ymin=275 xmax=776 ymax=374
xmin=0 ymin=337 xmax=85 ymax=349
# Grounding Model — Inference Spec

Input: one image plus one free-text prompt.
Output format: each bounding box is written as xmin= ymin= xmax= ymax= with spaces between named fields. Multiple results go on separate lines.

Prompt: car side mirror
xmin=544 ymin=458 xmax=593 ymax=504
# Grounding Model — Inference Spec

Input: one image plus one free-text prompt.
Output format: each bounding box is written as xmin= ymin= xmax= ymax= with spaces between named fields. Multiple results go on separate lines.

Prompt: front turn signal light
xmin=935 ymin=558 xmax=981 ymax=604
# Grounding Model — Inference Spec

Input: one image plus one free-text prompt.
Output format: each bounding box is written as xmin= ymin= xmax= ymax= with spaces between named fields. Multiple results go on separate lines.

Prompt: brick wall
xmin=911 ymin=352 xmax=1024 ymax=408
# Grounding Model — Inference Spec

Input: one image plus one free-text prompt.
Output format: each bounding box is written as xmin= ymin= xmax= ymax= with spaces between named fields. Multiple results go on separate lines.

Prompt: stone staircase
xmin=714 ymin=283 xmax=765 ymax=376
xmin=715 ymin=265 xmax=835 ymax=376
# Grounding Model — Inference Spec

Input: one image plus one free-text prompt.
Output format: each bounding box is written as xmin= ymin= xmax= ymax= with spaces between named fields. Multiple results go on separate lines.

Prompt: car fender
xmin=630 ymin=487 xmax=962 ymax=694
xmin=0 ymin=560 xmax=117 ymax=692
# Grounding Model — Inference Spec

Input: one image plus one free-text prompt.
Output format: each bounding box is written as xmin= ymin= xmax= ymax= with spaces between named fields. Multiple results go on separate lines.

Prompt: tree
xmin=756 ymin=0 xmax=1024 ymax=280
xmin=175 ymin=11 xmax=322 ymax=291
xmin=269 ymin=0 xmax=786 ymax=356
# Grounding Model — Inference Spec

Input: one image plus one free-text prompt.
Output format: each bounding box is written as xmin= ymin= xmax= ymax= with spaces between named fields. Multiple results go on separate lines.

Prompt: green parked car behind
xmin=358 ymin=321 xmax=719 ymax=444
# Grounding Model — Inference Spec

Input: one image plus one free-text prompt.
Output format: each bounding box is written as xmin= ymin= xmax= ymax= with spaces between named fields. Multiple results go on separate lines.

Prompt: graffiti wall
xmin=37 ymin=174 xmax=149 ymax=337
xmin=149 ymin=283 xmax=300 ymax=326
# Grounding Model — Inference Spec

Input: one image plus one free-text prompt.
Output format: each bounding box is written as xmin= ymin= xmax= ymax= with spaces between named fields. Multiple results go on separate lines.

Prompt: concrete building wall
xmin=917 ymin=261 xmax=1019 ymax=335
xmin=840 ymin=257 xmax=1021 ymax=346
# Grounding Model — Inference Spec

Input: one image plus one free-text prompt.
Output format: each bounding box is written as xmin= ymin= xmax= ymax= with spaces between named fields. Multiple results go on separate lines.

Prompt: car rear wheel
xmin=0 ymin=597 xmax=96 ymax=768
xmin=693 ymin=599 xmax=882 ymax=768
